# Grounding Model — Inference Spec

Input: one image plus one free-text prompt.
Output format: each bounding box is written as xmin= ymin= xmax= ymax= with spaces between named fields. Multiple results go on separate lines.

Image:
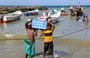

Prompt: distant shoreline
xmin=0 ymin=6 xmax=48 ymax=14
xmin=0 ymin=5 xmax=90 ymax=7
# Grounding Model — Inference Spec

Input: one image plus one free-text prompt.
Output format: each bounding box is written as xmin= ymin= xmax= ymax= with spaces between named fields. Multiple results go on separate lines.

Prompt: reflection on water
xmin=2 ymin=23 xmax=7 ymax=33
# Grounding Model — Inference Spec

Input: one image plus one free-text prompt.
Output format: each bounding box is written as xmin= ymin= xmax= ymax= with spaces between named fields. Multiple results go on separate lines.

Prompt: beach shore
xmin=0 ymin=6 xmax=90 ymax=58
xmin=0 ymin=35 xmax=90 ymax=58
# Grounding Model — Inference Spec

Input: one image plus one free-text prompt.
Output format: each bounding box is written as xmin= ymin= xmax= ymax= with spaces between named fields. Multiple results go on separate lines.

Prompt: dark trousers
xmin=44 ymin=41 xmax=53 ymax=56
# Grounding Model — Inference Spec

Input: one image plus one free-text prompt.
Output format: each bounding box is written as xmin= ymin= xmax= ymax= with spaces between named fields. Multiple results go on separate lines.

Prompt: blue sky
xmin=0 ymin=0 xmax=90 ymax=6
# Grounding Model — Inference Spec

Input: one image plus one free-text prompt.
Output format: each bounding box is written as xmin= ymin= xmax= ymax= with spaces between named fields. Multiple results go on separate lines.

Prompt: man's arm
xmin=40 ymin=30 xmax=43 ymax=37
xmin=48 ymin=20 xmax=55 ymax=31
xmin=33 ymin=29 xmax=37 ymax=37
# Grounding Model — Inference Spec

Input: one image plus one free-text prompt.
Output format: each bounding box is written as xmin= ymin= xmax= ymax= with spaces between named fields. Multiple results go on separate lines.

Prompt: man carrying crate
xmin=41 ymin=18 xmax=55 ymax=58
xmin=31 ymin=17 xmax=55 ymax=57
xmin=24 ymin=19 xmax=37 ymax=58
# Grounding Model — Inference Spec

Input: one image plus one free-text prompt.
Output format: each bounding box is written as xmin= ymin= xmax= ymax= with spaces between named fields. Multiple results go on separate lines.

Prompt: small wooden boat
xmin=61 ymin=12 xmax=68 ymax=16
xmin=24 ymin=9 xmax=39 ymax=16
xmin=47 ymin=9 xmax=61 ymax=23
xmin=60 ymin=8 xmax=68 ymax=16
xmin=0 ymin=11 xmax=22 ymax=23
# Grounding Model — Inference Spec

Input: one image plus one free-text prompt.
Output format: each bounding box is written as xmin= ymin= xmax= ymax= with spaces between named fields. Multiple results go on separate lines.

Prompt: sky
xmin=0 ymin=0 xmax=90 ymax=6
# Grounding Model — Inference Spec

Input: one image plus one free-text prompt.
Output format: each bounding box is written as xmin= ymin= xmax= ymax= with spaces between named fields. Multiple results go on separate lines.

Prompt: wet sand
xmin=0 ymin=37 xmax=90 ymax=58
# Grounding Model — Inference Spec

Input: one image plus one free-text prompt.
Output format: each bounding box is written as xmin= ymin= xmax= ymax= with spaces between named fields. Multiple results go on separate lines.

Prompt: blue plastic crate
xmin=32 ymin=19 xmax=47 ymax=29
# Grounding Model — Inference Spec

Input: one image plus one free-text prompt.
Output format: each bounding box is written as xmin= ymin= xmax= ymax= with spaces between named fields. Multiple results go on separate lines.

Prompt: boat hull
xmin=0 ymin=11 xmax=22 ymax=23
xmin=51 ymin=17 xmax=59 ymax=24
xmin=48 ymin=10 xmax=61 ymax=24
xmin=24 ymin=12 xmax=38 ymax=16
xmin=0 ymin=15 xmax=21 ymax=23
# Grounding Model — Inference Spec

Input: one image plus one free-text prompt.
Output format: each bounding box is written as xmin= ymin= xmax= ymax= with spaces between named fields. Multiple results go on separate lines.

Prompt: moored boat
xmin=24 ymin=9 xmax=39 ymax=16
xmin=0 ymin=10 xmax=22 ymax=23
xmin=47 ymin=9 xmax=61 ymax=23
xmin=60 ymin=8 xmax=68 ymax=16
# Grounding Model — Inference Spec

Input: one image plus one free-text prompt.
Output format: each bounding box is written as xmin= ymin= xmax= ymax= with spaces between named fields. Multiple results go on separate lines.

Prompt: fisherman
xmin=69 ymin=6 xmax=76 ymax=16
xmin=60 ymin=7 xmax=68 ymax=16
xmin=24 ymin=19 xmax=37 ymax=58
xmin=82 ymin=13 xmax=89 ymax=23
xmin=76 ymin=6 xmax=84 ymax=17
xmin=41 ymin=18 xmax=55 ymax=58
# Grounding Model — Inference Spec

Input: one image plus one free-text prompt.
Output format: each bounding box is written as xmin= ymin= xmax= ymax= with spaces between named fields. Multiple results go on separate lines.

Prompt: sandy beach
xmin=0 ymin=6 xmax=90 ymax=58
xmin=0 ymin=37 xmax=90 ymax=58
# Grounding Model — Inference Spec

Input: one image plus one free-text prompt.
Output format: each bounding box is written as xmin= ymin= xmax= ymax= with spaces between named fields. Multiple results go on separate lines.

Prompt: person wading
xmin=24 ymin=19 xmax=37 ymax=58
xmin=41 ymin=19 xmax=55 ymax=58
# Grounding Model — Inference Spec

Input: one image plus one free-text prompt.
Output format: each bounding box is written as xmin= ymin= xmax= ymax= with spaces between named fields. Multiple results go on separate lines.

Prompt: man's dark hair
xmin=25 ymin=21 xmax=32 ymax=29
xmin=47 ymin=23 xmax=52 ymax=27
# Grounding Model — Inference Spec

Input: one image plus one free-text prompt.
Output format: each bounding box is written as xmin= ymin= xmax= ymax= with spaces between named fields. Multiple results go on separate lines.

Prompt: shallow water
xmin=0 ymin=6 xmax=90 ymax=58
xmin=0 ymin=7 xmax=90 ymax=40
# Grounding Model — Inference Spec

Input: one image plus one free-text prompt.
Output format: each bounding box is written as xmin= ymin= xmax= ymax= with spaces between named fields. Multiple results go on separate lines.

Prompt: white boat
xmin=0 ymin=11 xmax=22 ymax=23
xmin=24 ymin=9 xmax=39 ymax=16
xmin=47 ymin=9 xmax=61 ymax=23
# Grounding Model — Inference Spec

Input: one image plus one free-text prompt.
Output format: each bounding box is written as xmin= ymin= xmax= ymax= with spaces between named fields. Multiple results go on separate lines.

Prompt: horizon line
xmin=0 ymin=5 xmax=90 ymax=6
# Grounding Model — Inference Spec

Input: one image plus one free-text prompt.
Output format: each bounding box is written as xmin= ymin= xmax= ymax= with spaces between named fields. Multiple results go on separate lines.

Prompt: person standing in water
xmin=24 ymin=19 xmax=37 ymax=58
xmin=41 ymin=18 xmax=55 ymax=58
